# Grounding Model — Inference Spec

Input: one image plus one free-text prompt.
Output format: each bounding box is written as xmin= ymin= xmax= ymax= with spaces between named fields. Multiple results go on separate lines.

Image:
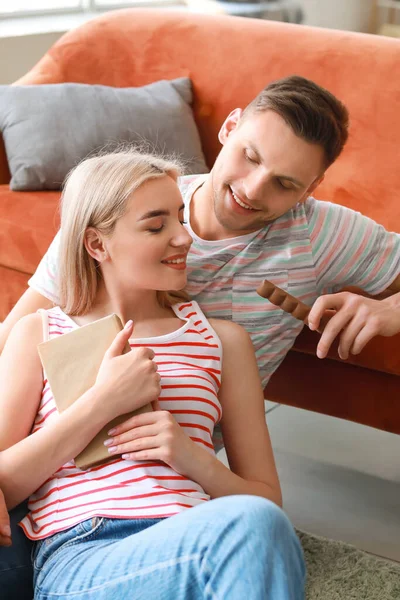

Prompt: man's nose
xmin=243 ymin=170 xmax=270 ymax=202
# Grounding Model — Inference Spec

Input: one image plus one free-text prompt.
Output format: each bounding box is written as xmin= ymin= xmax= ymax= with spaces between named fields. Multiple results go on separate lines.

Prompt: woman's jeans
xmin=33 ymin=495 xmax=305 ymax=600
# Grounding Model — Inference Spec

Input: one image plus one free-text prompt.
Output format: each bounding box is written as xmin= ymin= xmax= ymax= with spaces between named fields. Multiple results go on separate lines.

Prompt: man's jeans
xmin=0 ymin=501 xmax=34 ymax=600
xmin=32 ymin=495 xmax=305 ymax=600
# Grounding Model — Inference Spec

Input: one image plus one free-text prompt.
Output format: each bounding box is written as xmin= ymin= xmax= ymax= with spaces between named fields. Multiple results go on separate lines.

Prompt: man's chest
xmin=185 ymin=240 xmax=319 ymax=330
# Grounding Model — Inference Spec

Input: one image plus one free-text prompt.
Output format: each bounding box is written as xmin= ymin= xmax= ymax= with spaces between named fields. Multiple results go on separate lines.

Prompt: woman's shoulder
xmin=208 ymin=318 xmax=251 ymax=346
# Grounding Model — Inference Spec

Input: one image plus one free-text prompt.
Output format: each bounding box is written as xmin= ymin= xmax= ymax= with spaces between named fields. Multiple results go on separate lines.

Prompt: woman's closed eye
xmin=148 ymin=219 xmax=187 ymax=234
xmin=148 ymin=224 xmax=164 ymax=233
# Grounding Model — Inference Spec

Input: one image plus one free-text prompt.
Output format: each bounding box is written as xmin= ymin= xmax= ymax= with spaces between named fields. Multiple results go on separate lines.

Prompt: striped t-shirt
xmin=20 ymin=301 xmax=222 ymax=541
xmin=29 ymin=174 xmax=400 ymax=387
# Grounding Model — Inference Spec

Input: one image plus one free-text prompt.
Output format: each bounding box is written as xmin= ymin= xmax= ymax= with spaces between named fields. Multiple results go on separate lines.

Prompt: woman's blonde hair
xmin=58 ymin=150 xmax=190 ymax=315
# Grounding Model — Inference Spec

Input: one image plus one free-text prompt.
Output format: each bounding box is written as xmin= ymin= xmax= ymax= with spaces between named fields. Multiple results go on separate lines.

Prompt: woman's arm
xmin=0 ymin=317 xmax=160 ymax=510
xmin=193 ymin=319 xmax=282 ymax=506
xmin=105 ymin=320 xmax=282 ymax=506
xmin=0 ymin=314 xmax=113 ymax=509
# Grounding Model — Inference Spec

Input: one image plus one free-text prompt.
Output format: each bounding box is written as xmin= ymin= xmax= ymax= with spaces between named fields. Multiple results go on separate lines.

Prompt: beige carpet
xmin=298 ymin=529 xmax=400 ymax=600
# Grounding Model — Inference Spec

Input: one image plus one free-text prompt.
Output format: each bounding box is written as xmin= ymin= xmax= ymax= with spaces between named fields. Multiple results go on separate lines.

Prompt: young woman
xmin=0 ymin=151 xmax=305 ymax=599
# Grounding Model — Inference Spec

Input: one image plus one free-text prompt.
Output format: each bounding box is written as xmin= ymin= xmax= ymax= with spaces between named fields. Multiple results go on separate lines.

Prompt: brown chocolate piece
xmin=256 ymin=280 xmax=333 ymax=330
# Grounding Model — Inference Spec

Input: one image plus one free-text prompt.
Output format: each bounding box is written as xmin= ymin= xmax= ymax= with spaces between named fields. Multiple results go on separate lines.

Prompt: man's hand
xmin=0 ymin=489 xmax=11 ymax=546
xmin=308 ymin=291 xmax=400 ymax=360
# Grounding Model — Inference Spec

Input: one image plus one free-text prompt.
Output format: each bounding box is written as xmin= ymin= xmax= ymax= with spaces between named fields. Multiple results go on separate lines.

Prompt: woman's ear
xmin=84 ymin=228 xmax=108 ymax=262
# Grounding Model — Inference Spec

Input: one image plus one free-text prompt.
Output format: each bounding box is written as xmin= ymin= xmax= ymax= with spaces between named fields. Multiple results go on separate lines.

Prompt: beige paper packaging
xmin=37 ymin=314 xmax=152 ymax=470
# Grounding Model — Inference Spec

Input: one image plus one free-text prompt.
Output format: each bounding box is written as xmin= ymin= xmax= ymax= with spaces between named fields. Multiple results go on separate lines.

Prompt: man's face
xmin=210 ymin=109 xmax=326 ymax=237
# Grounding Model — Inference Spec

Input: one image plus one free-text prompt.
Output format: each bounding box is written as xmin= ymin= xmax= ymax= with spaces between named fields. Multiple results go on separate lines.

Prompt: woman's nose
xmin=172 ymin=226 xmax=193 ymax=248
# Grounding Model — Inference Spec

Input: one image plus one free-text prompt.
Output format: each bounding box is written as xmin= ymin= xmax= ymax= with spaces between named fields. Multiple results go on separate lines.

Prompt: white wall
xmin=300 ymin=0 xmax=373 ymax=33
xmin=0 ymin=31 xmax=65 ymax=84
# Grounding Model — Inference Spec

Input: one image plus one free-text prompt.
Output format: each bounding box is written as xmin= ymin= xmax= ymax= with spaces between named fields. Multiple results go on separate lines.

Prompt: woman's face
xmin=102 ymin=175 xmax=193 ymax=293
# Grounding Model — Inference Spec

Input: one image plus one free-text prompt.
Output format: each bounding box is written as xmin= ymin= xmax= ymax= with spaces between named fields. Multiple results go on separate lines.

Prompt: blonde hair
xmin=58 ymin=150 xmax=190 ymax=315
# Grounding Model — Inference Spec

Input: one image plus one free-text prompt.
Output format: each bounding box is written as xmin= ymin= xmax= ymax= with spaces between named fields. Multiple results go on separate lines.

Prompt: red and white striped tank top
xmin=20 ymin=301 xmax=222 ymax=540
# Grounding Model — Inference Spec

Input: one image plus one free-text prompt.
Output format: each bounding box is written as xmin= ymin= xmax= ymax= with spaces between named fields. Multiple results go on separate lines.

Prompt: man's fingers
xmin=0 ymin=534 xmax=12 ymax=547
xmin=337 ymin=318 xmax=365 ymax=360
xmin=350 ymin=325 xmax=376 ymax=356
xmin=0 ymin=524 xmax=11 ymax=537
xmin=308 ymin=294 xmax=345 ymax=330
xmin=316 ymin=310 xmax=352 ymax=358
xmin=0 ymin=489 xmax=11 ymax=543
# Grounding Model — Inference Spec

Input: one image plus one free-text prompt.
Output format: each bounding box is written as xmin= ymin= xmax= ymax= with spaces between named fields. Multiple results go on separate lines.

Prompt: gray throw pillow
xmin=0 ymin=79 xmax=208 ymax=191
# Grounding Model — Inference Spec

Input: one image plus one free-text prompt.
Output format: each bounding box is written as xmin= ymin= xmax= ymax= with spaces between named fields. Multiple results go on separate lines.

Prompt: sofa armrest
xmin=0 ymin=135 xmax=10 ymax=185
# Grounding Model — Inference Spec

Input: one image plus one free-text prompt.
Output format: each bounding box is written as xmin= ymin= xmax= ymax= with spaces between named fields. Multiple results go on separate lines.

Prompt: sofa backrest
xmin=3 ymin=8 xmax=400 ymax=231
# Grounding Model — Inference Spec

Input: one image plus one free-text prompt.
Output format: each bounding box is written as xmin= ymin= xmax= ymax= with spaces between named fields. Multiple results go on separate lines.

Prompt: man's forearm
xmin=0 ymin=288 xmax=53 ymax=354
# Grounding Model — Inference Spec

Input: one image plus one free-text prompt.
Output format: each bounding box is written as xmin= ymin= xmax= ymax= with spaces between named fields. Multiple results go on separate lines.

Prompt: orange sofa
xmin=1 ymin=9 xmax=399 ymax=433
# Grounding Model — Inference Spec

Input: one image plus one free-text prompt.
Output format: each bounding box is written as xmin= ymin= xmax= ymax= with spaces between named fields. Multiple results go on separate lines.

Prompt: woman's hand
xmin=308 ymin=292 xmax=400 ymax=359
xmin=104 ymin=404 xmax=200 ymax=476
xmin=0 ymin=489 xmax=11 ymax=547
xmin=95 ymin=321 xmax=161 ymax=420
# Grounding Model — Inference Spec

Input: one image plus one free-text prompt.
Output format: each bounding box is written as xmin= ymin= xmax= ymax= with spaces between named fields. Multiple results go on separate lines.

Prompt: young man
xmin=1 ymin=76 xmax=400 ymax=374
xmin=1 ymin=75 xmax=400 ymax=600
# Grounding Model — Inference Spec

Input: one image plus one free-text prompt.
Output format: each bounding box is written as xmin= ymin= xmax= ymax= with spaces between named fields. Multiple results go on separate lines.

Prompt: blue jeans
xmin=0 ymin=501 xmax=34 ymax=600
xmin=33 ymin=495 xmax=305 ymax=599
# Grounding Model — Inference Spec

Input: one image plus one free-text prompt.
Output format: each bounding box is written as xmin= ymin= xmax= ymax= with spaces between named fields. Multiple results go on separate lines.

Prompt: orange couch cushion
xmin=0 ymin=185 xmax=59 ymax=273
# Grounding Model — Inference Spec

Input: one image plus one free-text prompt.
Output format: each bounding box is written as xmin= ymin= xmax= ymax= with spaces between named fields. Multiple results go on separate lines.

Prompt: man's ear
xmin=300 ymin=174 xmax=325 ymax=203
xmin=218 ymin=108 xmax=243 ymax=145
xmin=84 ymin=228 xmax=108 ymax=262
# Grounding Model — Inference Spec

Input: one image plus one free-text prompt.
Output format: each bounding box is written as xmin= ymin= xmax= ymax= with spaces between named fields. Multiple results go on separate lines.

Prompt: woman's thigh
xmin=34 ymin=496 xmax=305 ymax=600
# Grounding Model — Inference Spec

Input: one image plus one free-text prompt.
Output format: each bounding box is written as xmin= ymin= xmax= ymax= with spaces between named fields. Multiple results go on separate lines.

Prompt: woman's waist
xmin=23 ymin=490 xmax=209 ymax=541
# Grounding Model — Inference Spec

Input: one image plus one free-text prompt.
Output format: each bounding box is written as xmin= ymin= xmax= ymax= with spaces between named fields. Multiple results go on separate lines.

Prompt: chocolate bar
xmin=256 ymin=280 xmax=333 ymax=330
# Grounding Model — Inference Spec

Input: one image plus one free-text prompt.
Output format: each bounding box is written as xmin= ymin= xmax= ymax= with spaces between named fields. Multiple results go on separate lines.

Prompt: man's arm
xmin=0 ymin=288 xmax=53 ymax=354
xmin=0 ymin=489 xmax=11 ymax=546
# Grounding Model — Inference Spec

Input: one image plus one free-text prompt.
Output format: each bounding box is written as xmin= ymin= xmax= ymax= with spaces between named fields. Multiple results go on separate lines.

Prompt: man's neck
xmin=190 ymin=176 xmax=231 ymax=241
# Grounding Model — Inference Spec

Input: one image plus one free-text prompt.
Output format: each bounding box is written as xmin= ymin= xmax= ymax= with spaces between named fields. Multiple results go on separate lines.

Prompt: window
xmin=0 ymin=0 xmax=82 ymax=16
xmin=0 ymin=0 xmax=177 ymax=19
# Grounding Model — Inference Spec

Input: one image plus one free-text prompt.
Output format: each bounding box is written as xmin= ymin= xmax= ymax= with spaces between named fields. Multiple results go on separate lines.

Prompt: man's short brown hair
xmin=242 ymin=75 xmax=349 ymax=168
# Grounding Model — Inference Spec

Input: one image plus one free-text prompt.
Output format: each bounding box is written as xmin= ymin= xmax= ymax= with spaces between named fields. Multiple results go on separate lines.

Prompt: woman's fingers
xmin=107 ymin=434 xmax=161 ymax=457
xmin=105 ymin=424 xmax=158 ymax=449
xmin=151 ymin=398 xmax=161 ymax=411
xmin=108 ymin=409 xmax=162 ymax=436
xmin=104 ymin=320 xmax=134 ymax=359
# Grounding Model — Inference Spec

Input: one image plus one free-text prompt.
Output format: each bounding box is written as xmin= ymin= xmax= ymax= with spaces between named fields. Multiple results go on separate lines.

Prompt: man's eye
xmin=244 ymin=150 xmax=258 ymax=164
xmin=277 ymin=180 xmax=293 ymax=190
